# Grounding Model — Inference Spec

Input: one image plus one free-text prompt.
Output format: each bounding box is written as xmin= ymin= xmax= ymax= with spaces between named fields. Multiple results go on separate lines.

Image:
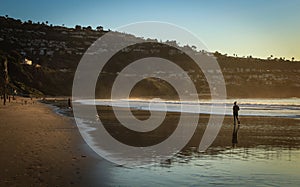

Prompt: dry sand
xmin=0 ymin=98 xmax=103 ymax=186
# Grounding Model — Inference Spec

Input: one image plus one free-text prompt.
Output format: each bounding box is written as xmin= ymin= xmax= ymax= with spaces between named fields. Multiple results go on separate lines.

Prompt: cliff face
xmin=0 ymin=16 xmax=299 ymax=98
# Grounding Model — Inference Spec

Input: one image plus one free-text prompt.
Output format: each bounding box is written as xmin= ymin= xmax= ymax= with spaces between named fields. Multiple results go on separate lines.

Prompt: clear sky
xmin=1 ymin=0 xmax=299 ymax=60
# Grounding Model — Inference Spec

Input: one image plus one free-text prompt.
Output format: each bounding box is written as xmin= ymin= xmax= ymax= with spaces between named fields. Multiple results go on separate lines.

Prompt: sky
xmin=1 ymin=0 xmax=300 ymax=60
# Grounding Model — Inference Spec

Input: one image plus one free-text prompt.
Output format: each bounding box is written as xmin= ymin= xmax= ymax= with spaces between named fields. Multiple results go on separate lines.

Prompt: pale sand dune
xmin=0 ymin=99 xmax=103 ymax=186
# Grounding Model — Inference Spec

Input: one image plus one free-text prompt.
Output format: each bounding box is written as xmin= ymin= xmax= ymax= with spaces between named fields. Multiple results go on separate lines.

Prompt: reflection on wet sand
xmin=232 ymin=124 xmax=240 ymax=148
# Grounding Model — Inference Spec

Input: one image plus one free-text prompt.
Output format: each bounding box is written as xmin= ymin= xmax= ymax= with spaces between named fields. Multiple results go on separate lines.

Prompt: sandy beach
xmin=1 ymin=98 xmax=300 ymax=186
xmin=0 ymin=98 xmax=104 ymax=186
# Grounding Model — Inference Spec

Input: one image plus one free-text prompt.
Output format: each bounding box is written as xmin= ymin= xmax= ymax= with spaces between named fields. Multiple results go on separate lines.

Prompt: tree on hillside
xmin=96 ymin=26 xmax=103 ymax=31
xmin=267 ymin=55 xmax=273 ymax=60
xmin=75 ymin=25 xmax=82 ymax=30
xmin=191 ymin=45 xmax=197 ymax=51
xmin=292 ymin=57 xmax=295 ymax=61
xmin=214 ymin=51 xmax=222 ymax=56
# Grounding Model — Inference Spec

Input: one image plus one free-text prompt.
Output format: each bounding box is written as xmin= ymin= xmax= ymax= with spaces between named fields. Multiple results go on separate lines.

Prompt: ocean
xmin=76 ymin=98 xmax=300 ymax=119
xmin=71 ymin=98 xmax=300 ymax=186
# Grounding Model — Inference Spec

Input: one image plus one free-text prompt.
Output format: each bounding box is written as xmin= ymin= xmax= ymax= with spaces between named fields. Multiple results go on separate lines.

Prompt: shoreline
xmin=41 ymin=98 xmax=300 ymax=150
xmin=74 ymin=97 xmax=300 ymax=119
xmin=0 ymin=98 xmax=107 ymax=186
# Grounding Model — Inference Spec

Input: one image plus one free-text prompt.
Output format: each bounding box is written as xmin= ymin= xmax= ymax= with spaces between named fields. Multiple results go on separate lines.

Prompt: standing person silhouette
xmin=68 ymin=98 xmax=72 ymax=109
xmin=233 ymin=101 xmax=240 ymax=125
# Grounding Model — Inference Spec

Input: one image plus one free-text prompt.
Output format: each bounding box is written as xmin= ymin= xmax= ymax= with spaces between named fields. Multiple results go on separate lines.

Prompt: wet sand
xmin=1 ymin=99 xmax=300 ymax=186
xmin=97 ymin=106 xmax=300 ymax=149
xmin=213 ymin=115 xmax=300 ymax=148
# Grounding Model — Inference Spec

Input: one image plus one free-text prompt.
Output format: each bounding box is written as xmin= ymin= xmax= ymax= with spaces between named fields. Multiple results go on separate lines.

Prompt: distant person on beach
xmin=68 ymin=98 xmax=72 ymax=108
xmin=233 ymin=101 xmax=240 ymax=125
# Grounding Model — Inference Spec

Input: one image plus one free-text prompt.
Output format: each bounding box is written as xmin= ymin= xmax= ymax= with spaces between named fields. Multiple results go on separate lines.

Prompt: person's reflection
xmin=232 ymin=124 xmax=240 ymax=148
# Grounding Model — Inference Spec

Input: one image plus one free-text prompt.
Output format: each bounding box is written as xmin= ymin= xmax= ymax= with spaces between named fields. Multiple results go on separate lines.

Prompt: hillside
xmin=0 ymin=16 xmax=299 ymax=98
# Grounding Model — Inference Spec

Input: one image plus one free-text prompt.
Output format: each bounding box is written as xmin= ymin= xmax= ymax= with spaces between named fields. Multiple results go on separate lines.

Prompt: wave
xmin=74 ymin=98 xmax=300 ymax=119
